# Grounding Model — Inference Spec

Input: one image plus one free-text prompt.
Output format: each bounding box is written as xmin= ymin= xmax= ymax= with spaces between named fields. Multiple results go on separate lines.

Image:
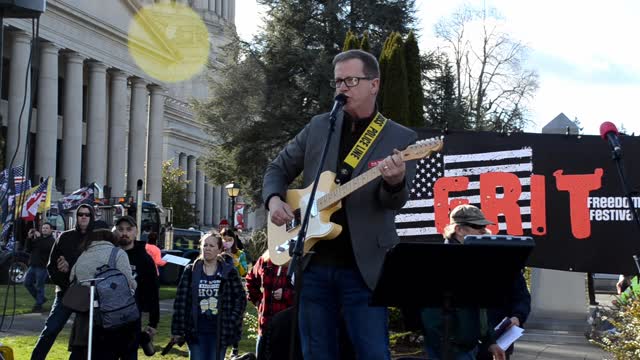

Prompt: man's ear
xmin=371 ymin=78 xmax=380 ymax=95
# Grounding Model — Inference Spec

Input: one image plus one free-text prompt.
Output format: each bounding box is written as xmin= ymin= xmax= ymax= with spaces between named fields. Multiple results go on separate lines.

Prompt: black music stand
xmin=372 ymin=236 xmax=534 ymax=360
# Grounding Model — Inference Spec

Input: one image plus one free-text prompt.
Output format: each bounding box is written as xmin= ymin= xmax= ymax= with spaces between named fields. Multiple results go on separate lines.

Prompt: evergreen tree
xmin=423 ymin=52 xmax=468 ymax=130
xmin=404 ymin=30 xmax=423 ymax=127
xmin=360 ymin=31 xmax=371 ymax=52
xmin=197 ymin=0 xmax=417 ymax=205
xmin=378 ymin=32 xmax=395 ymax=107
xmin=381 ymin=33 xmax=409 ymax=125
xmin=343 ymin=30 xmax=360 ymax=51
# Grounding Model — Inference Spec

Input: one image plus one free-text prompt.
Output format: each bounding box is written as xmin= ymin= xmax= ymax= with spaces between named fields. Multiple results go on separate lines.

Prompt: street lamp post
xmin=225 ymin=182 xmax=240 ymax=228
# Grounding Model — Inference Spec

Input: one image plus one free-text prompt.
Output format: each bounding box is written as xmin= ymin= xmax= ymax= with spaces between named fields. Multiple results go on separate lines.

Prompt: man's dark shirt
xmin=125 ymin=241 xmax=160 ymax=328
xmin=309 ymin=111 xmax=376 ymax=268
xmin=47 ymin=229 xmax=87 ymax=290
xmin=26 ymin=234 xmax=55 ymax=268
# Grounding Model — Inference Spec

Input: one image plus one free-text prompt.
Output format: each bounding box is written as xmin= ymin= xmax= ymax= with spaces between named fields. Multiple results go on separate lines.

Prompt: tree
xmin=360 ymin=31 xmax=371 ymax=52
xmin=161 ymin=160 xmax=196 ymax=228
xmin=343 ymin=30 xmax=360 ymax=51
xmin=435 ymin=6 xmax=539 ymax=131
xmin=196 ymin=0 xmax=417 ymax=205
xmin=404 ymin=30 xmax=423 ymax=127
xmin=381 ymin=32 xmax=409 ymax=125
xmin=423 ymin=51 xmax=468 ymax=130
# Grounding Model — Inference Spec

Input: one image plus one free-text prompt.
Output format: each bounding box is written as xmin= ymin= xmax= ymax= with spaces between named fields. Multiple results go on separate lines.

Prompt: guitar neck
xmin=317 ymin=167 xmax=382 ymax=211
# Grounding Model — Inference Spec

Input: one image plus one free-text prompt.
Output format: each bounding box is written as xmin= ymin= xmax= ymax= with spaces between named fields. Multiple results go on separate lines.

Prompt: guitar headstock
xmin=402 ymin=137 xmax=444 ymax=161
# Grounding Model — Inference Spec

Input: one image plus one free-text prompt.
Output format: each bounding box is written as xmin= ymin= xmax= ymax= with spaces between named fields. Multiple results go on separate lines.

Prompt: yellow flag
xmin=38 ymin=176 xmax=53 ymax=212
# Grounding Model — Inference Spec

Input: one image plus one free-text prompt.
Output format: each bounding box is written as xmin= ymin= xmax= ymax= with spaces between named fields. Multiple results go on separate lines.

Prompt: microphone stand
xmin=609 ymin=145 xmax=640 ymax=274
xmin=287 ymin=96 xmax=344 ymax=359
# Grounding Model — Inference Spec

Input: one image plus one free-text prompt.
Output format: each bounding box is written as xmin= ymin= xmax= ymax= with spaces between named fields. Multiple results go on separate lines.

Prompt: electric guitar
xmin=267 ymin=137 xmax=444 ymax=265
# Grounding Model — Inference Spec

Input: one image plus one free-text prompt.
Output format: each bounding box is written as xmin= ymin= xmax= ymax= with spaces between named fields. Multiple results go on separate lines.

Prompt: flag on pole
xmin=19 ymin=178 xmax=49 ymax=221
xmin=38 ymin=176 xmax=53 ymax=213
xmin=57 ymin=184 xmax=95 ymax=213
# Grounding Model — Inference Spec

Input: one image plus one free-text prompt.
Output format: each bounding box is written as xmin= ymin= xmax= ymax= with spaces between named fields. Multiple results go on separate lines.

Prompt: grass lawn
xmin=0 ymin=283 xmax=57 ymax=315
xmin=1 ymin=297 xmax=259 ymax=360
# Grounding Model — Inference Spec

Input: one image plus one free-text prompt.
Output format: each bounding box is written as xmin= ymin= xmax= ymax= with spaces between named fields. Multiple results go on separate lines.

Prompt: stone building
xmin=1 ymin=0 xmax=237 ymax=227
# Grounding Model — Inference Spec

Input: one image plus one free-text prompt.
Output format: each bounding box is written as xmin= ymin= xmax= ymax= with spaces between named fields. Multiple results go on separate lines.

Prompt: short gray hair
xmin=332 ymin=49 xmax=380 ymax=79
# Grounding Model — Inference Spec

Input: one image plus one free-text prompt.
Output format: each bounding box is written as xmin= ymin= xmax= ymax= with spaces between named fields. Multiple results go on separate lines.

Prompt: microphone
xmin=600 ymin=121 xmax=622 ymax=156
xmin=329 ymin=94 xmax=348 ymax=120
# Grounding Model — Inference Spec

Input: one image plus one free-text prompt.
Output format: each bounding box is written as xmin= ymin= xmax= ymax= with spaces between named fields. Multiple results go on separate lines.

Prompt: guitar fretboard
xmin=317 ymin=166 xmax=382 ymax=211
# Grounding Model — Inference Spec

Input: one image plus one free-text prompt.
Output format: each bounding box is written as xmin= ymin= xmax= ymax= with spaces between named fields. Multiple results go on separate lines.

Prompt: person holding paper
xmin=421 ymin=204 xmax=505 ymax=360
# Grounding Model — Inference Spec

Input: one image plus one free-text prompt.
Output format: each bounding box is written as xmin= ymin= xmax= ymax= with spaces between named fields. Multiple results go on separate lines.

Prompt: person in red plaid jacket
xmin=246 ymin=250 xmax=295 ymax=355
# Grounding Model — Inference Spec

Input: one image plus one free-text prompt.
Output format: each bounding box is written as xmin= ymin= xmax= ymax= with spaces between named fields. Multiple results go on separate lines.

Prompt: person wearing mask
xmin=171 ymin=231 xmax=247 ymax=360
xmin=67 ymin=226 xmax=137 ymax=359
xmin=421 ymin=204 xmax=505 ymax=360
xmin=246 ymin=250 xmax=295 ymax=356
xmin=31 ymin=204 xmax=95 ymax=360
xmin=24 ymin=223 xmax=55 ymax=312
xmin=115 ymin=215 xmax=160 ymax=359
xmin=262 ymin=49 xmax=417 ymax=359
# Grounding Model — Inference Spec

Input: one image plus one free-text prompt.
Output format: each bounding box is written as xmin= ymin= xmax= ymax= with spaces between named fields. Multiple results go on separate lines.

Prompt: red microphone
xmin=599 ymin=121 xmax=622 ymax=156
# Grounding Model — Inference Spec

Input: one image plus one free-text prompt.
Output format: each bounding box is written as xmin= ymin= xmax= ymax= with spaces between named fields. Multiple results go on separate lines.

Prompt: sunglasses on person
xmin=77 ymin=212 xmax=91 ymax=217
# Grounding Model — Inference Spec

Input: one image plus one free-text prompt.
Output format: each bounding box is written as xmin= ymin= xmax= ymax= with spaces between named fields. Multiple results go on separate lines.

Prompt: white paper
xmin=162 ymin=254 xmax=191 ymax=266
xmin=496 ymin=325 xmax=524 ymax=351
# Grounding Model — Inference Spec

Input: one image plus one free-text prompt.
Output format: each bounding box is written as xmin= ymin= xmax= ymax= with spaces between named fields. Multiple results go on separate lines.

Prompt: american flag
xmin=395 ymin=147 xmax=534 ymax=238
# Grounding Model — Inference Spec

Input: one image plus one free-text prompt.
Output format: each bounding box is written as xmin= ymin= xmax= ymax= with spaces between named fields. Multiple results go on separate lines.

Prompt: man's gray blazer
xmin=262 ymin=111 xmax=418 ymax=290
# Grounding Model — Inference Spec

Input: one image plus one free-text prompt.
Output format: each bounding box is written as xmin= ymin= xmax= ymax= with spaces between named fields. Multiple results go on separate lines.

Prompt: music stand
xmin=372 ymin=236 xmax=534 ymax=360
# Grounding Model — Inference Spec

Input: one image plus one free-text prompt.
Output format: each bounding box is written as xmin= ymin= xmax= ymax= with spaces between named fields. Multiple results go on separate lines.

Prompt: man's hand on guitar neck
xmin=378 ymin=149 xmax=406 ymax=187
xmin=269 ymin=196 xmax=295 ymax=226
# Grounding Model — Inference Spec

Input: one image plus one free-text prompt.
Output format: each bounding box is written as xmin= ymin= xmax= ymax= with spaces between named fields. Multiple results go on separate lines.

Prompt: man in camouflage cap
xmin=443 ymin=204 xmax=493 ymax=244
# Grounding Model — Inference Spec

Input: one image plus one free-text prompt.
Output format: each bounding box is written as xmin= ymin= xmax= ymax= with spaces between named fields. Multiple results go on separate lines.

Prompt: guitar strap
xmin=336 ymin=112 xmax=388 ymax=184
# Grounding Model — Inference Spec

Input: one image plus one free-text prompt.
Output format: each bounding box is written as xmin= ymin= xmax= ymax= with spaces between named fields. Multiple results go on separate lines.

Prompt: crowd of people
xmin=21 ymin=48 xmax=534 ymax=360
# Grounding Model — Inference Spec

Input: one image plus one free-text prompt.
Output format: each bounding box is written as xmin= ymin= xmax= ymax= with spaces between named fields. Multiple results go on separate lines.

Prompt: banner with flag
xmin=19 ymin=178 xmax=49 ymax=221
xmin=57 ymin=183 xmax=95 ymax=213
xmin=396 ymin=130 xmax=640 ymax=275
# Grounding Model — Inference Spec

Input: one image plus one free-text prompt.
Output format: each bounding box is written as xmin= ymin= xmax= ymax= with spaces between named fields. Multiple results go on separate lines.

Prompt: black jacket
xmin=26 ymin=234 xmax=55 ymax=268
xmin=125 ymin=241 xmax=160 ymax=328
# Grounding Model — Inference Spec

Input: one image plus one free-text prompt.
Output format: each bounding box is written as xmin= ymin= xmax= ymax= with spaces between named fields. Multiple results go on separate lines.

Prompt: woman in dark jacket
xmin=171 ymin=231 xmax=247 ymax=360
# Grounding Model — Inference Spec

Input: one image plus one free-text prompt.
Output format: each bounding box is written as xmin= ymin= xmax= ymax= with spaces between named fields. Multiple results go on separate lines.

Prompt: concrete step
xmin=520 ymin=329 xmax=589 ymax=345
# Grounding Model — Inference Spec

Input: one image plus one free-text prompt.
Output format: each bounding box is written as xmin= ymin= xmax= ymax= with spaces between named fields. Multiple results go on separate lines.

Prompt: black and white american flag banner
xmin=396 ymin=147 xmax=533 ymax=239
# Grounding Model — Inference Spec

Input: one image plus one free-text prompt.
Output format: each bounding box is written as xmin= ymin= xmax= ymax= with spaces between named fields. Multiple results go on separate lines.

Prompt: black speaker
xmin=0 ymin=0 xmax=46 ymax=18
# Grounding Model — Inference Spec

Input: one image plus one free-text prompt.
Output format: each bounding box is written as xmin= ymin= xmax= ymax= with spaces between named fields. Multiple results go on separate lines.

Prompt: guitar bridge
xmin=285 ymin=208 xmax=302 ymax=232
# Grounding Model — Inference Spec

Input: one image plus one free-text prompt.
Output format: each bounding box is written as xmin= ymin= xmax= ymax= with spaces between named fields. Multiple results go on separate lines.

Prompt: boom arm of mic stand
xmin=610 ymin=149 xmax=640 ymax=276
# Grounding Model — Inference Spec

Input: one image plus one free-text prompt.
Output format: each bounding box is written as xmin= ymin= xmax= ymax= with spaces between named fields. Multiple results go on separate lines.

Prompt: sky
xmin=234 ymin=0 xmax=640 ymax=137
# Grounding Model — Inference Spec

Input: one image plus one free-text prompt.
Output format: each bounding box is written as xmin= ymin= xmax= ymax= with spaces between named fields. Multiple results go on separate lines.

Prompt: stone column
xmin=147 ymin=85 xmax=165 ymax=204
xmin=230 ymin=0 xmax=235 ymax=23
xmin=221 ymin=186 xmax=229 ymax=222
xmin=6 ymin=31 xmax=32 ymax=169
xmin=127 ymin=77 xmax=148 ymax=194
xmin=223 ymin=0 xmax=229 ymax=19
xmin=34 ymin=41 xmax=59 ymax=182
xmin=215 ymin=0 xmax=222 ymax=16
xmin=187 ymin=155 xmax=196 ymax=205
xmin=107 ymin=70 xmax=128 ymax=197
xmin=212 ymin=185 xmax=220 ymax=225
xmin=85 ymin=61 xmax=108 ymax=186
xmin=179 ymin=153 xmax=187 ymax=181
xmin=196 ymin=169 xmax=205 ymax=225
xmin=204 ymin=183 xmax=213 ymax=226
xmin=61 ymin=51 xmax=85 ymax=192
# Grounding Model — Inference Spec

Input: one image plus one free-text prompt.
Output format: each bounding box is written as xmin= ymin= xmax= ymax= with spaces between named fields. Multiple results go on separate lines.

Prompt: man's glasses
xmin=77 ymin=212 xmax=91 ymax=217
xmin=329 ymin=76 xmax=372 ymax=89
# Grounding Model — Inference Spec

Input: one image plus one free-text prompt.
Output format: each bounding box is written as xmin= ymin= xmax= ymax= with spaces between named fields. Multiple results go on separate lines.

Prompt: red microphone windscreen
xmin=599 ymin=121 xmax=619 ymax=140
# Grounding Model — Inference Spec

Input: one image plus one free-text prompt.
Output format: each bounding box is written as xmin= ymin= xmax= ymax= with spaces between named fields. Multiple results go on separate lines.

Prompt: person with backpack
xmin=171 ymin=231 xmax=247 ymax=360
xmin=115 ymin=215 xmax=160 ymax=358
xmin=32 ymin=204 xmax=95 ymax=360
xmin=68 ymin=226 xmax=138 ymax=359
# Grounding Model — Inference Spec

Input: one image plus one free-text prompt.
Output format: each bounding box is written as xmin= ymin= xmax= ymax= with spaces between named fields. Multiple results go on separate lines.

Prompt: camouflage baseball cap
xmin=449 ymin=204 xmax=494 ymax=226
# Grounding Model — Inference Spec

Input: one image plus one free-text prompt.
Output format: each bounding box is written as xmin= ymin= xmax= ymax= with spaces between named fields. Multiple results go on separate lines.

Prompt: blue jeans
xmin=298 ymin=265 xmax=390 ymax=360
xmin=31 ymin=291 xmax=73 ymax=360
xmin=426 ymin=346 xmax=478 ymax=360
xmin=187 ymin=334 xmax=227 ymax=360
xmin=24 ymin=266 xmax=48 ymax=306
